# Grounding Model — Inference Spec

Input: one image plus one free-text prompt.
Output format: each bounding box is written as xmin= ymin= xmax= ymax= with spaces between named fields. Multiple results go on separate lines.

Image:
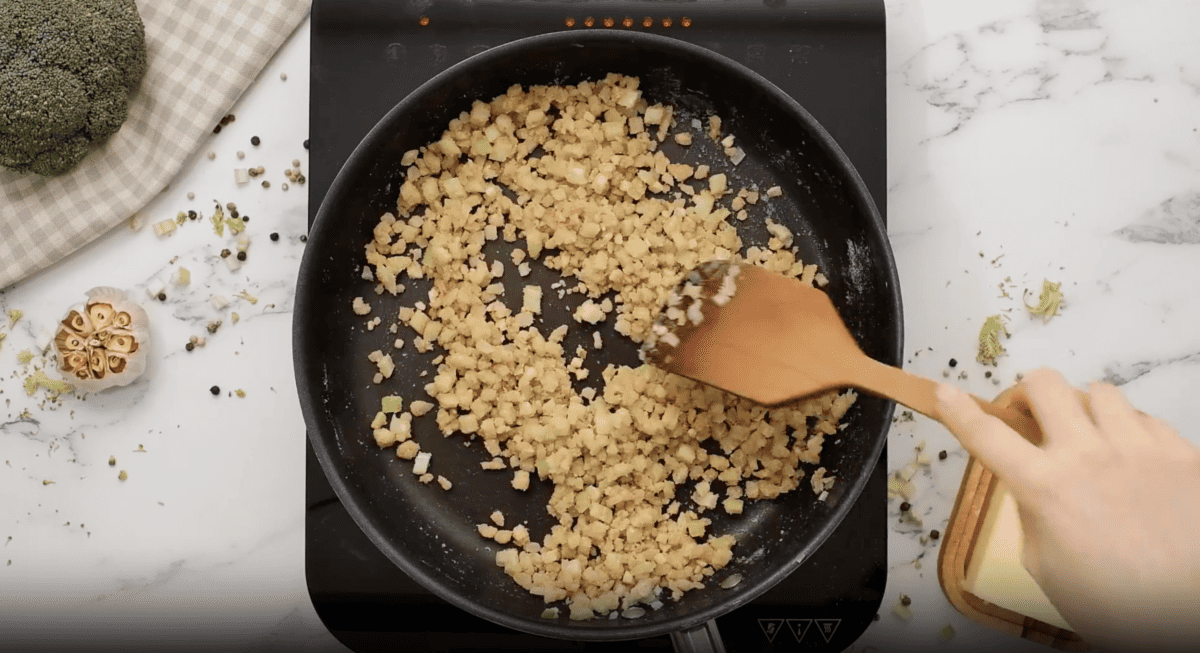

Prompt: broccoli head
xmin=0 ymin=0 xmax=147 ymax=176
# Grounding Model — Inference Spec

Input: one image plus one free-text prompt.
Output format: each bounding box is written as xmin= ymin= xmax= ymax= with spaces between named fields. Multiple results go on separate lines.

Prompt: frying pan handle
xmin=669 ymin=620 xmax=727 ymax=653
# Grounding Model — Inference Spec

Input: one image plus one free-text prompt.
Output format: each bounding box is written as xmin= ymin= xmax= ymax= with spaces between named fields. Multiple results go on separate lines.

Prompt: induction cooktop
xmin=307 ymin=2 xmax=888 ymax=651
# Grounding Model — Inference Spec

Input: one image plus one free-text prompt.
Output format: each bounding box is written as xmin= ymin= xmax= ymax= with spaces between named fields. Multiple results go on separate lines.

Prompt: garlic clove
xmin=62 ymin=310 xmax=92 ymax=334
xmin=87 ymin=303 xmax=115 ymax=330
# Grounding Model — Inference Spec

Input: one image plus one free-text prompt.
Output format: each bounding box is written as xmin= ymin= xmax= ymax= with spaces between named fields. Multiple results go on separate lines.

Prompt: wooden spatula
xmin=641 ymin=261 xmax=1045 ymax=444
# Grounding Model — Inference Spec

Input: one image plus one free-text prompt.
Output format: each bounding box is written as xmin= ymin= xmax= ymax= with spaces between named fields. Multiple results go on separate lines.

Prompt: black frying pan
xmin=295 ymin=30 xmax=902 ymax=650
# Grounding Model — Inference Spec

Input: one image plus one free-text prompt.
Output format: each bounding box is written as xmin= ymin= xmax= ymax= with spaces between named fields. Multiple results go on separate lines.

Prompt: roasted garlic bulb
xmin=54 ymin=287 xmax=150 ymax=393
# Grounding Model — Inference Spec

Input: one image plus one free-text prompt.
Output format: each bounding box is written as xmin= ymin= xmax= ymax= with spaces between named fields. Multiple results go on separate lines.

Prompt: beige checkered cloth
xmin=0 ymin=0 xmax=310 ymax=290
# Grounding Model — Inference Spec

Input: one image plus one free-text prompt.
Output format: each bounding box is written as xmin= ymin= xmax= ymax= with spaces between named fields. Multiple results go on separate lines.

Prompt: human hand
xmin=935 ymin=368 xmax=1200 ymax=653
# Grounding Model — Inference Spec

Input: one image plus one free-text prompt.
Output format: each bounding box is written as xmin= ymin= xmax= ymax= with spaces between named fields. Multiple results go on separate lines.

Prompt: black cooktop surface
xmin=307 ymin=1 xmax=887 ymax=651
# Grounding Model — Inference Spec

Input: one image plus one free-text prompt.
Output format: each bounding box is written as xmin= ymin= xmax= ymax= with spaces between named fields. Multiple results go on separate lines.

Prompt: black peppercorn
xmin=899 ymin=501 xmax=911 ymax=512
xmin=157 ymin=292 xmax=166 ymax=301
xmin=230 ymin=209 xmax=239 ymax=219
xmin=241 ymin=216 xmax=249 ymax=222
xmin=213 ymin=124 xmax=222 ymax=134
xmin=187 ymin=210 xmax=197 ymax=220
xmin=300 ymin=235 xmax=307 ymax=242
xmin=185 ymin=342 xmax=195 ymax=352
xmin=948 ymin=358 xmax=957 ymax=368
xmin=938 ymin=450 xmax=947 ymax=461
xmin=251 ymin=136 xmax=260 ymax=146
xmin=220 ymin=249 xmax=230 ymax=258
xmin=210 ymin=386 xmax=220 ymax=396
xmin=900 ymin=595 xmax=911 ymax=607
xmin=303 ymin=139 xmax=310 ymax=149
xmin=985 ymin=371 xmax=992 ymax=378
xmin=270 ymin=232 xmax=279 ymax=241
xmin=930 ymin=529 xmax=940 ymax=540
xmin=237 ymin=251 xmax=247 ymax=261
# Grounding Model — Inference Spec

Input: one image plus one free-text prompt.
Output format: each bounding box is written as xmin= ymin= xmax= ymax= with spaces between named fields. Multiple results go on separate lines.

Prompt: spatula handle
xmin=857 ymin=359 xmax=1045 ymax=445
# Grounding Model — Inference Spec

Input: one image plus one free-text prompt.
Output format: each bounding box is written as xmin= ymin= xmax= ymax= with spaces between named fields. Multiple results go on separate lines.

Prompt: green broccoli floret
xmin=0 ymin=0 xmax=147 ymax=176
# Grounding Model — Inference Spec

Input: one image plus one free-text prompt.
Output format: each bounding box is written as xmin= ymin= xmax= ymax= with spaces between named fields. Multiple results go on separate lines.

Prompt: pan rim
xmin=296 ymin=28 xmax=900 ymax=642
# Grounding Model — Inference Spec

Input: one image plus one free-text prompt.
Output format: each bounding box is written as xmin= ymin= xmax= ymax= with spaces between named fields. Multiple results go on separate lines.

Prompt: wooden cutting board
xmin=938 ymin=456 xmax=1091 ymax=651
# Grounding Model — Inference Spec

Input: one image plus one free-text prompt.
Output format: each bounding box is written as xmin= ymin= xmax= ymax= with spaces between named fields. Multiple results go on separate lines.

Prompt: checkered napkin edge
xmin=0 ymin=0 xmax=311 ymax=290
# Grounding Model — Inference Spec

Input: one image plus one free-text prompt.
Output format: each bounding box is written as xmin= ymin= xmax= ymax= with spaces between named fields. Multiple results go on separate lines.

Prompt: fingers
xmin=935 ymin=382 xmax=1047 ymax=497
xmin=1089 ymin=382 xmax=1154 ymax=453
xmin=1020 ymin=368 xmax=1100 ymax=451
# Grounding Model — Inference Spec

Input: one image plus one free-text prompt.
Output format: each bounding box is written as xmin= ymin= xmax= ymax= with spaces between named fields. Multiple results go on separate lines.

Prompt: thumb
xmin=935 ymin=383 xmax=1045 ymax=495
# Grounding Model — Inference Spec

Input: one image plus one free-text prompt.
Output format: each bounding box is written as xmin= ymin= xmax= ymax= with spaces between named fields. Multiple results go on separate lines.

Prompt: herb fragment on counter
xmin=231 ymin=312 xmax=240 ymax=324
xmin=16 ymin=350 xmax=32 ymax=364
xmin=135 ymin=444 xmax=145 ymax=452
xmin=43 ymin=480 xmax=54 ymax=485
xmin=211 ymin=204 xmax=226 ymax=235
xmin=118 ymin=470 xmax=127 ymax=481
xmin=977 ymin=315 xmax=1009 ymax=366
xmin=938 ymin=624 xmax=956 ymax=643
xmin=109 ymin=456 xmax=116 ymax=466
xmin=1025 ymin=279 xmax=1064 ymax=323
xmin=236 ymin=291 xmax=258 ymax=305
xmin=225 ymin=216 xmax=245 ymax=235
xmin=234 ymin=389 xmax=246 ymax=398
xmin=174 ymin=267 xmax=190 ymax=285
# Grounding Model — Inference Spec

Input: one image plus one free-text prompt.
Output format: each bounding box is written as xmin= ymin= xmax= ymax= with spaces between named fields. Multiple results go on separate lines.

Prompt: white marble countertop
xmin=3 ymin=1 xmax=1199 ymax=651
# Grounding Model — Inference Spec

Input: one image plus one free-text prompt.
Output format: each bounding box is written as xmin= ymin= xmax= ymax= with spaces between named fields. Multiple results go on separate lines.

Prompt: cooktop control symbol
xmin=785 ymin=619 xmax=812 ymax=643
xmin=758 ymin=618 xmax=785 ymax=643
xmin=815 ymin=618 xmax=842 ymax=643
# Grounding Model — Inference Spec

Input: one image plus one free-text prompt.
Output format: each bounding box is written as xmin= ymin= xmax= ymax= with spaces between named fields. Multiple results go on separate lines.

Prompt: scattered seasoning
xmin=207 ymin=151 xmax=216 ymax=160
xmin=270 ymin=232 xmax=279 ymax=241
xmin=977 ymin=315 xmax=1009 ymax=366
xmin=248 ymin=168 xmax=260 ymax=178
xmin=1025 ymin=279 xmax=1064 ymax=322
xmin=210 ymin=385 xmax=220 ymax=395
xmin=948 ymin=358 xmax=957 ymax=368
xmin=237 ymin=151 xmax=245 ymax=159
xmin=251 ymin=136 xmax=261 ymax=146
xmin=261 ymin=181 xmax=270 ymax=189
xmin=899 ymin=501 xmax=911 ymax=512
xmin=280 ymin=72 xmax=287 ymax=81
xmin=900 ymin=594 xmax=912 ymax=607
xmin=118 ymin=470 xmax=128 ymax=481
xmin=157 ymin=292 xmax=166 ymax=301
xmin=213 ymin=124 xmax=222 ymax=134
xmin=938 ymin=624 xmax=956 ymax=643
xmin=930 ymin=529 xmax=940 ymax=540
xmin=187 ymin=210 xmax=197 ymax=220
xmin=207 ymin=320 xmax=222 ymax=334
xmin=42 ymin=480 xmax=54 ymax=486
xmin=938 ymin=450 xmax=947 ymax=460
xmin=220 ymin=249 xmax=231 ymax=258
xmin=292 ymin=158 xmax=301 ymax=167
xmin=235 ymin=389 xmax=246 ymax=398
xmin=240 ymin=215 xmax=248 ymax=222
xmin=230 ymin=209 xmax=240 ymax=219
xmin=185 ymin=342 xmax=195 ymax=352
xmin=299 ymin=235 xmax=308 ymax=242
xmin=237 ymin=251 xmax=247 ymax=261
xmin=187 ymin=192 xmax=195 ymax=200
xmin=303 ymin=139 xmax=309 ymax=149
xmin=8 ymin=309 xmax=23 ymax=325
xmin=282 ymin=183 xmax=289 ymax=191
